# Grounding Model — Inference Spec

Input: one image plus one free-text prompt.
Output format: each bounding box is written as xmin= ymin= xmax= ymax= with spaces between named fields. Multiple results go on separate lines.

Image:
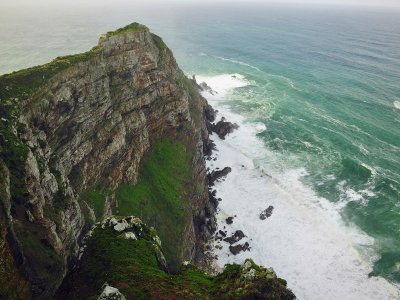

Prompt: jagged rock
xmin=259 ymin=206 xmax=274 ymax=220
xmin=199 ymin=82 xmax=217 ymax=95
xmin=98 ymin=284 xmax=126 ymax=300
xmin=229 ymin=242 xmax=250 ymax=255
xmin=25 ymin=210 xmax=35 ymax=222
xmin=208 ymin=167 xmax=232 ymax=185
xmin=210 ymin=117 xmax=239 ymax=139
xmin=223 ymin=230 xmax=245 ymax=244
xmin=203 ymin=138 xmax=216 ymax=157
xmin=123 ymin=232 xmax=137 ymax=240
xmin=190 ymin=75 xmax=204 ymax=91
xmin=218 ymin=230 xmax=227 ymax=237
xmin=113 ymin=220 xmax=129 ymax=232
xmin=204 ymin=104 xmax=216 ymax=122
xmin=226 ymin=217 xmax=234 ymax=224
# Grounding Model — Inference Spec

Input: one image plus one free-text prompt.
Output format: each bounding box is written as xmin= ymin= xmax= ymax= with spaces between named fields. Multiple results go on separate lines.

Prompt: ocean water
xmin=1 ymin=2 xmax=400 ymax=299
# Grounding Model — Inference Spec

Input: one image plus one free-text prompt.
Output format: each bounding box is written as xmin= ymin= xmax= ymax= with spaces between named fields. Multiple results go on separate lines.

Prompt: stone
xmin=123 ymin=232 xmax=137 ymax=240
xmin=98 ymin=284 xmax=126 ymax=300
xmin=223 ymin=230 xmax=245 ymax=244
xmin=208 ymin=167 xmax=232 ymax=185
xmin=113 ymin=220 xmax=129 ymax=232
xmin=229 ymin=242 xmax=250 ymax=255
xmin=210 ymin=117 xmax=239 ymax=139
xmin=226 ymin=217 xmax=234 ymax=224
xmin=259 ymin=206 xmax=274 ymax=220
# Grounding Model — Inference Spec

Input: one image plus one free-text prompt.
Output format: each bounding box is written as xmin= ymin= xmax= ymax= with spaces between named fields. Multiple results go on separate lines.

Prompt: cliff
xmin=0 ymin=23 xmax=295 ymax=300
xmin=0 ymin=23 xmax=215 ymax=299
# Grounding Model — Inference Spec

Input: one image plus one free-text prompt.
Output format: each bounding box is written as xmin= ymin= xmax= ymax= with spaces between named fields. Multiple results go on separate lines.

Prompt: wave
xmin=200 ymin=73 xmax=400 ymax=300
xmin=214 ymin=55 xmax=262 ymax=72
xmin=394 ymin=101 xmax=400 ymax=110
xmin=212 ymin=55 xmax=299 ymax=90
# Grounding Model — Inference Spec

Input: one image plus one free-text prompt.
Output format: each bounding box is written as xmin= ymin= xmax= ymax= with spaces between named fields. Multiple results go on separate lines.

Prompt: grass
xmin=106 ymin=23 xmax=148 ymax=37
xmin=82 ymin=184 xmax=112 ymax=220
xmin=115 ymin=139 xmax=191 ymax=272
xmin=56 ymin=219 xmax=295 ymax=300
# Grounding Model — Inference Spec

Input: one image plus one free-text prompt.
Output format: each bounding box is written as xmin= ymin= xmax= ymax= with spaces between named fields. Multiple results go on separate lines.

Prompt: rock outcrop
xmin=55 ymin=216 xmax=295 ymax=299
xmin=0 ymin=23 xmax=215 ymax=298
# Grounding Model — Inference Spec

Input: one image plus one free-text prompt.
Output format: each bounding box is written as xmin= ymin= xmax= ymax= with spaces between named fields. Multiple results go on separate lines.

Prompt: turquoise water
xmin=1 ymin=1 xmax=399 ymax=288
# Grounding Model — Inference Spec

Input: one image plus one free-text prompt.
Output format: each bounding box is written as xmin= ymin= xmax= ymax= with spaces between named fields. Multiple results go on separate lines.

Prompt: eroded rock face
xmin=0 ymin=24 xmax=213 ymax=298
xmin=98 ymin=284 xmax=126 ymax=300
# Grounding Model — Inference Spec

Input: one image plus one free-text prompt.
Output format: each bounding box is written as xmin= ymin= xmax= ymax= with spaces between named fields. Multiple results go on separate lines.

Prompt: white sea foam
xmin=394 ymin=100 xmax=400 ymax=110
xmin=200 ymin=73 xmax=400 ymax=300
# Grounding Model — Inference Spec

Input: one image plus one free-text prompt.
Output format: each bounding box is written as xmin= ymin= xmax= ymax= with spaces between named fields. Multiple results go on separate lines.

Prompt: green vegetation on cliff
xmin=56 ymin=217 xmax=295 ymax=300
xmin=83 ymin=139 xmax=192 ymax=272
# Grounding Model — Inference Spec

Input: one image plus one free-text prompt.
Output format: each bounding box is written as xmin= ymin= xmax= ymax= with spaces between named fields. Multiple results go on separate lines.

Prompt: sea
xmin=0 ymin=2 xmax=399 ymax=299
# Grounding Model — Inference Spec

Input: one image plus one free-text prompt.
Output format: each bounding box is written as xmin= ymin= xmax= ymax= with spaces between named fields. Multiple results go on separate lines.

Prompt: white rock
xmin=113 ymin=220 xmax=129 ymax=232
xmin=124 ymin=232 xmax=137 ymax=240
xmin=242 ymin=260 xmax=252 ymax=271
xmin=244 ymin=268 xmax=256 ymax=280
xmin=153 ymin=235 xmax=162 ymax=247
xmin=98 ymin=284 xmax=126 ymax=300
xmin=110 ymin=218 xmax=118 ymax=226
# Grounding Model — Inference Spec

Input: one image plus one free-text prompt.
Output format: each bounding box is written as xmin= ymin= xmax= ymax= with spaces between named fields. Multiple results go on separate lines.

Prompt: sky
xmin=1 ymin=0 xmax=400 ymax=7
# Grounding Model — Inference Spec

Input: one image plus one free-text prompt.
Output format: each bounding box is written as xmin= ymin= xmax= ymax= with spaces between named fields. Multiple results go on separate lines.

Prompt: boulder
xmin=223 ymin=230 xmax=245 ymax=245
xmin=229 ymin=242 xmax=250 ymax=255
xmin=98 ymin=284 xmax=126 ymax=300
xmin=259 ymin=206 xmax=274 ymax=220
xmin=211 ymin=117 xmax=239 ymax=139
xmin=226 ymin=217 xmax=234 ymax=224
xmin=208 ymin=167 xmax=231 ymax=185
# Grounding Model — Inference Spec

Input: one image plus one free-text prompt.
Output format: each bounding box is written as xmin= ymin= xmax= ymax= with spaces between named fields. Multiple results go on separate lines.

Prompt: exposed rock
xmin=210 ymin=117 xmax=239 ymax=139
xmin=226 ymin=217 xmax=234 ymax=224
xmin=229 ymin=242 xmax=250 ymax=255
xmin=114 ymin=220 xmax=129 ymax=232
xmin=98 ymin=284 xmax=126 ymax=300
xmin=208 ymin=167 xmax=232 ymax=185
xmin=199 ymin=81 xmax=217 ymax=95
xmin=0 ymin=22 xmax=215 ymax=298
xmin=259 ymin=205 xmax=274 ymax=220
xmin=204 ymin=104 xmax=217 ymax=122
xmin=223 ymin=230 xmax=245 ymax=245
xmin=123 ymin=232 xmax=137 ymax=240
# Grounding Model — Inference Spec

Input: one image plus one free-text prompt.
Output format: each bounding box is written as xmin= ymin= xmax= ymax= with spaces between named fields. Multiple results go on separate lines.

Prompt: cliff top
xmin=0 ymin=22 xmax=152 ymax=103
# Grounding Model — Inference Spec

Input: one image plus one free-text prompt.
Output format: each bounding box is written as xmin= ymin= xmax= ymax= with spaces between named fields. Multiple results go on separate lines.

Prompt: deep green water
xmin=0 ymin=1 xmax=399 ymax=288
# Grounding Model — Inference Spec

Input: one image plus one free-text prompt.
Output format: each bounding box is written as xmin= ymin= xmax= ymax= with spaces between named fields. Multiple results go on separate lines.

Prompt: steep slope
xmin=0 ymin=23 xmax=215 ymax=299
xmin=55 ymin=216 xmax=295 ymax=300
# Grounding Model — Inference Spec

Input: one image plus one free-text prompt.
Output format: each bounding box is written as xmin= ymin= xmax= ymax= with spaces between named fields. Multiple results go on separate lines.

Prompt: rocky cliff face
xmin=0 ymin=23 xmax=215 ymax=299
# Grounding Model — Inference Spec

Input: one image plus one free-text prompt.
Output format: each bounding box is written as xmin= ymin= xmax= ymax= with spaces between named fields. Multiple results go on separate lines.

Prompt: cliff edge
xmin=0 ymin=23 xmax=294 ymax=299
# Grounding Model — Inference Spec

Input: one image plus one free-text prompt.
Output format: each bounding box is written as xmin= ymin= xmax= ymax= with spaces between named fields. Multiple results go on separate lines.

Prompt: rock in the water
xmin=259 ymin=206 xmax=274 ymax=220
xmin=218 ymin=230 xmax=227 ymax=237
xmin=223 ymin=230 xmax=245 ymax=244
xmin=98 ymin=284 xmax=126 ymax=300
xmin=210 ymin=117 xmax=239 ymax=139
xmin=208 ymin=167 xmax=232 ymax=185
xmin=229 ymin=242 xmax=250 ymax=255
xmin=226 ymin=217 xmax=234 ymax=224
xmin=204 ymin=104 xmax=217 ymax=122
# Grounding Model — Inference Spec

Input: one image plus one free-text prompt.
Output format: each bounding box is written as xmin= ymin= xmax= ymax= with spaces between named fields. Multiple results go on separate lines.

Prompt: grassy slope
xmin=56 ymin=219 xmax=295 ymax=300
xmin=82 ymin=139 xmax=192 ymax=271
xmin=115 ymin=139 xmax=191 ymax=271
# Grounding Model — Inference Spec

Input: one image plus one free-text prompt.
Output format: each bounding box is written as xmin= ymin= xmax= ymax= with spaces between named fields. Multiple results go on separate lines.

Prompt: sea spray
xmin=199 ymin=73 xmax=400 ymax=300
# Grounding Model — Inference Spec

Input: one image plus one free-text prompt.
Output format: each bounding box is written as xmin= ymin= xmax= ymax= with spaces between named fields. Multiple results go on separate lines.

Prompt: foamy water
xmin=198 ymin=74 xmax=400 ymax=300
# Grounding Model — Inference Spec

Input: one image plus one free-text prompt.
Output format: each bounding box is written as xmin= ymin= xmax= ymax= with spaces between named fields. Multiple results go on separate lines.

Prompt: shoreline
xmin=197 ymin=73 xmax=400 ymax=299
